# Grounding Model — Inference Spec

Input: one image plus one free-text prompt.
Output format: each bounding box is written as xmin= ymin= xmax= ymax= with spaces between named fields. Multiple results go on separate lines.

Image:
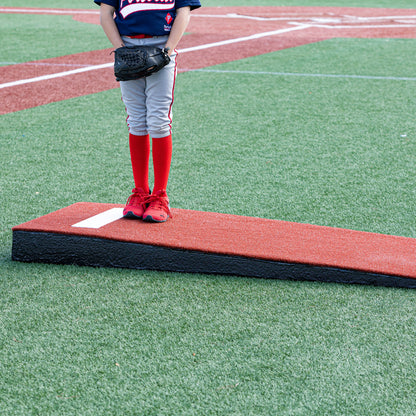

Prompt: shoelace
xmin=127 ymin=191 xmax=148 ymax=206
xmin=146 ymin=194 xmax=172 ymax=216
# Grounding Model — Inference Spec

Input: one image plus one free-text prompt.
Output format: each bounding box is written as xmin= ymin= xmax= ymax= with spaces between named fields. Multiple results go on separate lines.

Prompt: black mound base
xmin=11 ymin=229 xmax=416 ymax=288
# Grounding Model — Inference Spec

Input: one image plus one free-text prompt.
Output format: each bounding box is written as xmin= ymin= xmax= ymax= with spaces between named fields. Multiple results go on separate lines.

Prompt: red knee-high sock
xmin=129 ymin=133 xmax=150 ymax=192
xmin=152 ymin=134 xmax=172 ymax=192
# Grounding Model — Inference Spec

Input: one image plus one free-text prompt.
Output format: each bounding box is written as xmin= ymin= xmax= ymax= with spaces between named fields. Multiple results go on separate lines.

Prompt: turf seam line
xmin=185 ymin=69 xmax=416 ymax=82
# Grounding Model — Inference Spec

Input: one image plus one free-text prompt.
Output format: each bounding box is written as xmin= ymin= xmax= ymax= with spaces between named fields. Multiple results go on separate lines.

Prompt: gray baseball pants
xmin=120 ymin=35 xmax=177 ymax=138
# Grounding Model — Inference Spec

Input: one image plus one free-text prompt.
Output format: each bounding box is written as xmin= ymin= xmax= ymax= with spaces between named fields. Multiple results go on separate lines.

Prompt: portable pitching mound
xmin=11 ymin=202 xmax=416 ymax=288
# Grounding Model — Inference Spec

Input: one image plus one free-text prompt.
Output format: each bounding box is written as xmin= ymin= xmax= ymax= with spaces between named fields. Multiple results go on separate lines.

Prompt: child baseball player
xmin=94 ymin=0 xmax=201 ymax=222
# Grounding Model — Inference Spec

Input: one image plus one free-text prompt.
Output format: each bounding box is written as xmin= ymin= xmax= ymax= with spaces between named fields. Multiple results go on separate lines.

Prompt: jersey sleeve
xmin=175 ymin=0 xmax=201 ymax=11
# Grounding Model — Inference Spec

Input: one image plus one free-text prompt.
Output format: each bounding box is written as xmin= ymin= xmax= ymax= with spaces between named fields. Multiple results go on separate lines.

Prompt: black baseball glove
xmin=113 ymin=45 xmax=171 ymax=81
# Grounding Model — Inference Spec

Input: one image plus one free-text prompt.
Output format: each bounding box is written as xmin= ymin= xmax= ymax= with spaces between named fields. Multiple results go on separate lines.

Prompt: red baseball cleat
xmin=123 ymin=188 xmax=150 ymax=219
xmin=142 ymin=189 xmax=172 ymax=223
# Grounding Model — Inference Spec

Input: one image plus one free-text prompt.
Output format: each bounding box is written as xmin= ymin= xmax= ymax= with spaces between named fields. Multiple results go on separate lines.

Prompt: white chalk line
xmin=195 ymin=13 xmax=416 ymax=23
xmin=0 ymin=63 xmax=115 ymax=89
xmin=343 ymin=14 xmax=416 ymax=21
xmin=179 ymin=24 xmax=310 ymax=53
xmin=0 ymin=24 xmax=311 ymax=90
xmin=290 ymin=22 xmax=416 ymax=29
xmin=186 ymin=69 xmax=416 ymax=82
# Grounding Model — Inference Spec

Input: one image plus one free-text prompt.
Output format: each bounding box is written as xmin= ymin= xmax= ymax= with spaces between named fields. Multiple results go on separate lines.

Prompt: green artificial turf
xmin=2 ymin=263 xmax=416 ymax=415
xmin=2 ymin=2 xmax=416 ymax=415
xmin=0 ymin=14 xmax=108 ymax=65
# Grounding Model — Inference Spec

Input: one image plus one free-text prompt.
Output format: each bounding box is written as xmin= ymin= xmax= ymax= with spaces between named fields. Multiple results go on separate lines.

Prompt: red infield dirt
xmin=1 ymin=6 xmax=416 ymax=114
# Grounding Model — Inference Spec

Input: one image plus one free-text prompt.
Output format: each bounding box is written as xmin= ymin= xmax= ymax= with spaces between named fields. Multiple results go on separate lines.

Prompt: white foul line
xmin=0 ymin=63 xmax=114 ymax=89
xmin=0 ymin=24 xmax=311 ymax=90
xmin=292 ymin=23 xmax=416 ymax=29
xmin=178 ymin=24 xmax=311 ymax=53
xmin=72 ymin=208 xmax=124 ymax=229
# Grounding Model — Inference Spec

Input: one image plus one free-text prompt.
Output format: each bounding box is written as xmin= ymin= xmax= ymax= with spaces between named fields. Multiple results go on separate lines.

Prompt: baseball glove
xmin=113 ymin=45 xmax=170 ymax=81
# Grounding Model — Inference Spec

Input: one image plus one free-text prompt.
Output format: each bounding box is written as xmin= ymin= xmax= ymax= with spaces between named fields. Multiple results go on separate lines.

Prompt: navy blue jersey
xmin=94 ymin=0 xmax=201 ymax=36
